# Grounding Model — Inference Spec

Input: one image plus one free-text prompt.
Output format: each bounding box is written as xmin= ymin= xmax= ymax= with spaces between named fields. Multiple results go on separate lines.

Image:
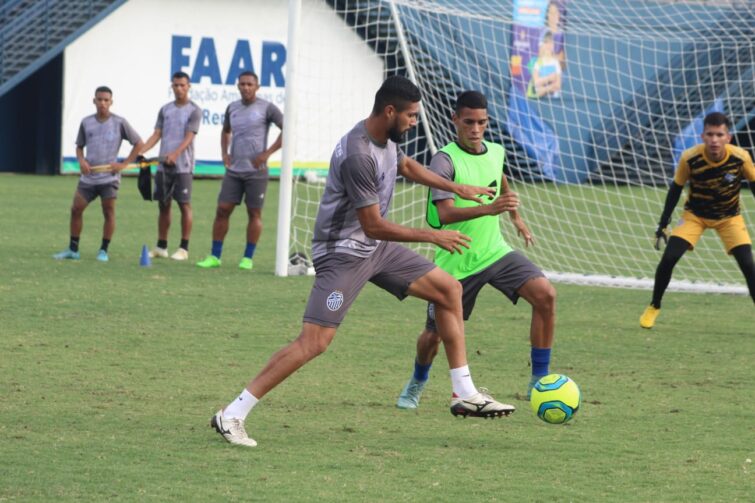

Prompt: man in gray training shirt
xmin=54 ymin=86 xmax=143 ymax=262
xmin=211 ymin=76 xmax=520 ymax=448
xmin=196 ymin=71 xmax=283 ymax=271
xmin=140 ymin=71 xmax=202 ymax=261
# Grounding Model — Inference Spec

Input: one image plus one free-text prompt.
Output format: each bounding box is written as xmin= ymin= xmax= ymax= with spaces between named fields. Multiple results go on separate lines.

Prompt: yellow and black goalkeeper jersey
xmin=674 ymin=144 xmax=755 ymax=220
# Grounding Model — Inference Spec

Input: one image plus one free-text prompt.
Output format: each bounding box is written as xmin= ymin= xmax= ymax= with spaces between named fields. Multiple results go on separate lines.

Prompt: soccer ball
xmin=530 ymin=374 xmax=580 ymax=424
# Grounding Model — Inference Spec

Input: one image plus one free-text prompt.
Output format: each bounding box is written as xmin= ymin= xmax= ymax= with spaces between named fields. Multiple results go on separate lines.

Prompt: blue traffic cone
xmin=140 ymin=244 xmax=152 ymax=267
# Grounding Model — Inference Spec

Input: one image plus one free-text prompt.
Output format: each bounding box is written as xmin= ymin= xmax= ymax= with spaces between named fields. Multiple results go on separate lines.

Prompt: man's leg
xmin=212 ymin=322 xmax=337 ymax=447
xmin=97 ymin=197 xmax=116 ymax=261
xmin=407 ymin=268 xmax=514 ymax=417
xmin=396 ymin=327 xmax=440 ymax=409
xmin=516 ymin=277 xmax=556 ymax=396
xmin=731 ymin=244 xmax=755 ymax=303
xmin=54 ymin=191 xmax=88 ymax=259
xmin=239 ymin=206 xmax=262 ymax=270
xmin=641 ymin=236 xmax=690 ymax=328
xmin=197 ymin=203 xmax=234 ymax=268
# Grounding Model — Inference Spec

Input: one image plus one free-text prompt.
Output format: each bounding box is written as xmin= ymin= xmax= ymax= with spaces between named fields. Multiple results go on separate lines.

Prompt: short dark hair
xmin=372 ymin=75 xmax=421 ymax=115
xmin=238 ymin=71 xmax=258 ymax=81
xmin=455 ymin=91 xmax=487 ymax=112
xmin=171 ymin=71 xmax=191 ymax=82
xmin=95 ymin=86 xmax=112 ymax=96
xmin=703 ymin=112 xmax=731 ymax=130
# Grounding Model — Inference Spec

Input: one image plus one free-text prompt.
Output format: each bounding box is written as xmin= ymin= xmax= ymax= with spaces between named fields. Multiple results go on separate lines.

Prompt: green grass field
xmin=1 ymin=174 xmax=753 ymax=501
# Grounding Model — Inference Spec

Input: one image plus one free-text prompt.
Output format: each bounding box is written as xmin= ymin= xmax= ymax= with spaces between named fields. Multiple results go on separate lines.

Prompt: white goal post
xmin=277 ymin=0 xmax=754 ymax=295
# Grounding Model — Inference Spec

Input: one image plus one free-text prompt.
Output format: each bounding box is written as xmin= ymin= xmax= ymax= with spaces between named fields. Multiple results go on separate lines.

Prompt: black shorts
xmin=425 ymin=251 xmax=545 ymax=331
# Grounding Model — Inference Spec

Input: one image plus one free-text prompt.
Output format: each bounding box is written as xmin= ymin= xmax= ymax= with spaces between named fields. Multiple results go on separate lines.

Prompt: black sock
xmin=157 ymin=239 xmax=168 ymax=249
xmin=69 ymin=236 xmax=80 ymax=252
xmin=100 ymin=239 xmax=110 ymax=252
xmin=180 ymin=239 xmax=189 ymax=251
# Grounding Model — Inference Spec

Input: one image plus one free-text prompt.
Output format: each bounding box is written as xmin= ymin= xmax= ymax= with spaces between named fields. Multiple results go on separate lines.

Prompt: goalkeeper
xmin=396 ymin=91 xmax=557 ymax=409
xmin=641 ymin=112 xmax=755 ymax=329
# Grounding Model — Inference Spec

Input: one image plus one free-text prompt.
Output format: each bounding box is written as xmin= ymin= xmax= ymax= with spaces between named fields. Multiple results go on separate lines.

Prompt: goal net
xmin=282 ymin=0 xmax=755 ymax=294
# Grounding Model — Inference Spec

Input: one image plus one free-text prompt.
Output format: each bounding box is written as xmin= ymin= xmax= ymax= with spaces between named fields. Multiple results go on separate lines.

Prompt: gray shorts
xmin=218 ymin=170 xmax=268 ymax=208
xmin=154 ymin=169 xmax=193 ymax=204
xmin=426 ymin=250 xmax=545 ymax=331
xmin=77 ymin=181 xmax=119 ymax=203
xmin=303 ymin=241 xmax=436 ymax=328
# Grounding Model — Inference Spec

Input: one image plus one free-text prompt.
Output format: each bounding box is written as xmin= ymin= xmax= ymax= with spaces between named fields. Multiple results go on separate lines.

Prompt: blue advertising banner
xmin=507 ymin=0 xmax=567 ymax=181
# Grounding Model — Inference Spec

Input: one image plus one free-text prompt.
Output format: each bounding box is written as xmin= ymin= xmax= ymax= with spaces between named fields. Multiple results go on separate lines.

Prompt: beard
xmin=387 ymin=125 xmax=406 ymax=143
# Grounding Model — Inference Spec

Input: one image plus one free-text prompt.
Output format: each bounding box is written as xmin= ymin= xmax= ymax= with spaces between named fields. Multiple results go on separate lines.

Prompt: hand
xmin=110 ymin=162 xmax=127 ymax=173
xmin=79 ymin=160 xmax=91 ymax=175
xmin=164 ymin=152 xmax=178 ymax=167
xmin=486 ymin=191 xmax=520 ymax=215
xmin=432 ymin=229 xmax=472 ymax=254
xmin=252 ymin=152 xmax=270 ymax=170
xmin=654 ymin=225 xmax=668 ymax=250
xmin=454 ymin=183 xmax=496 ymax=204
xmin=511 ymin=214 xmax=534 ymax=247
xmin=222 ymin=153 xmax=231 ymax=169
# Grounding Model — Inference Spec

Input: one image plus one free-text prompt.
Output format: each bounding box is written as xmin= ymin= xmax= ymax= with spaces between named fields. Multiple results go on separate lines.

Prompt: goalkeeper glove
xmin=654 ymin=224 xmax=668 ymax=250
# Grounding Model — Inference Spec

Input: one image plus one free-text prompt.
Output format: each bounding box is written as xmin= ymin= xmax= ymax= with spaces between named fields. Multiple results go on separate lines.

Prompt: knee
xmin=216 ymin=206 xmax=232 ymax=219
xmin=531 ymin=281 xmax=557 ymax=315
xmin=296 ymin=329 xmax=333 ymax=359
xmin=70 ymin=205 xmax=84 ymax=217
xmin=434 ymin=278 xmax=462 ymax=310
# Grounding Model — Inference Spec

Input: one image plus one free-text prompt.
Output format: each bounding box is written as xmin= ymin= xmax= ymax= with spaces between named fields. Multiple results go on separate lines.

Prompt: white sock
xmin=450 ymin=365 xmax=477 ymax=398
xmin=223 ymin=389 xmax=259 ymax=420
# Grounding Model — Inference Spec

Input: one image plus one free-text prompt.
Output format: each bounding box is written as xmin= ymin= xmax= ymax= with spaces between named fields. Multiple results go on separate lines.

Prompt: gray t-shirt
xmin=223 ymin=98 xmax=283 ymax=175
xmin=155 ymin=101 xmax=202 ymax=174
xmin=76 ymin=114 xmax=142 ymax=186
xmin=311 ymin=121 xmax=405 ymax=259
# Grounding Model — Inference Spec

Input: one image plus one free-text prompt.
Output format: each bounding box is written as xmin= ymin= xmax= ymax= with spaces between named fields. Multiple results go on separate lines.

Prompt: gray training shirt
xmin=76 ymin=113 xmax=142 ymax=186
xmin=223 ymin=98 xmax=283 ymax=175
xmin=311 ymin=121 xmax=405 ymax=259
xmin=155 ymin=101 xmax=202 ymax=174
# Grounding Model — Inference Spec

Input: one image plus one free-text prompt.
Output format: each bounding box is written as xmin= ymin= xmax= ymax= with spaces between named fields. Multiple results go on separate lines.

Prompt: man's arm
xmin=501 ymin=174 xmax=534 ymax=246
xmin=221 ymin=126 xmax=232 ymax=168
xmin=140 ymin=129 xmax=162 ymax=155
xmin=76 ymin=146 xmax=91 ymax=175
xmin=252 ymin=132 xmax=282 ymax=169
xmin=655 ymin=182 xmax=683 ymax=249
xmin=164 ymin=130 xmax=196 ymax=166
xmin=356 ymin=203 xmax=471 ymax=254
xmin=399 ymin=156 xmax=494 ymax=203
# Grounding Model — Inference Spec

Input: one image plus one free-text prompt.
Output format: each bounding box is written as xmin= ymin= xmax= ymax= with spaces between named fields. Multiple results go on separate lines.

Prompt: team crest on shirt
xmin=326 ymin=290 xmax=344 ymax=311
xmin=722 ymin=173 xmax=736 ymax=185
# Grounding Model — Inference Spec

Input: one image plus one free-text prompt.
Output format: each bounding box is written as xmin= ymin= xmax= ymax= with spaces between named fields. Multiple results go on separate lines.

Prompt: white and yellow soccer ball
xmin=530 ymin=374 xmax=580 ymax=424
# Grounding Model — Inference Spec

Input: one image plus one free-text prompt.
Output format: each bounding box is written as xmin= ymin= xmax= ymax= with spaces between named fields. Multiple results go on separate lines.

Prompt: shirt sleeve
xmin=267 ymin=103 xmax=284 ymax=129
xmin=186 ymin=105 xmax=201 ymax=134
xmin=429 ymin=152 xmax=455 ymax=202
xmin=741 ymin=150 xmax=755 ymax=182
xmin=120 ymin=118 xmax=142 ymax=145
xmin=75 ymin=122 xmax=86 ymax=148
xmin=673 ymin=155 xmax=690 ymax=185
xmin=154 ymin=108 xmax=164 ymax=130
xmin=341 ymin=154 xmax=380 ymax=209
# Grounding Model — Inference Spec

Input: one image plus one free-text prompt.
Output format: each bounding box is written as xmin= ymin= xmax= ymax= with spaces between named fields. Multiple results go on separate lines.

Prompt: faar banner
xmin=61 ymin=0 xmax=382 ymax=177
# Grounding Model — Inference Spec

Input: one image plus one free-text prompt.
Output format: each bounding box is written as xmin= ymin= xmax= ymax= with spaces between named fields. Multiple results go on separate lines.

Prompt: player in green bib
xmin=396 ymin=91 xmax=558 ymax=409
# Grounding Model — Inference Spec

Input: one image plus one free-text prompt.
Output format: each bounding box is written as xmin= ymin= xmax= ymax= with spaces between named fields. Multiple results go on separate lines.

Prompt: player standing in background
xmin=396 ymin=91 xmax=557 ymax=410
xmin=140 ymin=71 xmax=202 ymax=261
xmin=211 ymin=76 xmax=519 ymax=447
xmin=196 ymin=71 xmax=283 ymax=270
xmin=641 ymin=112 xmax=755 ymax=328
xmin=53 ymin=86 xmax=143 ymax=262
